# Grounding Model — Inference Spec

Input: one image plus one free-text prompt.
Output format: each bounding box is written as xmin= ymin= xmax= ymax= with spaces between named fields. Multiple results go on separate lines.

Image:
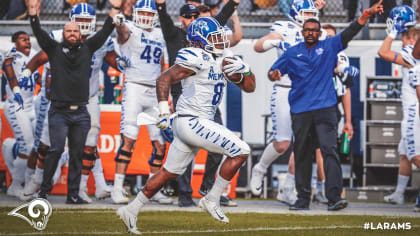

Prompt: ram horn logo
xmin=8 ymin=198 xmax=52 ymax=231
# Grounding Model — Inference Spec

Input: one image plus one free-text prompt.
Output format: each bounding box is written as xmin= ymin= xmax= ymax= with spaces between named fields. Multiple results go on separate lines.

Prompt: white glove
xmin=222 ymin=56 xmax=250 ymax=76
xmin=386 ymin=19 xmax=398 ymax=39
xmin=156 ymin=101 xmax=170 ymax=130
xmin=113 ymin=13 xmax=125 ymax=27
xmin=116 ymin=56 xmax=131 ymax=72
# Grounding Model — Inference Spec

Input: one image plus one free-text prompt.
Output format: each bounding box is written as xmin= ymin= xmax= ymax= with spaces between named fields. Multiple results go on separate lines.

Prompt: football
xmin=222 ymin=57 xmax=243 ymax=83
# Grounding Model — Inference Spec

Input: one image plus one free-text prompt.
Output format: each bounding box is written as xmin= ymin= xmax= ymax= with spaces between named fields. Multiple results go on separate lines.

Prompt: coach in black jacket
xmin=26 ymin=0 xmax=121 ymax=203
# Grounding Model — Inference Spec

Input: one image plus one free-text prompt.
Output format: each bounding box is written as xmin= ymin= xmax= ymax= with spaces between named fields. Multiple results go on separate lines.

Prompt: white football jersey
xmin=119 ymin=21 xmax=166 ymax=86
xmin=175 ymin=47 xmax=233 ymax=120
xmin=0 ymin=40 xmax=16 ymax=66
xmin=334 ymin=52 xmax=351 ymax=97
xmin=49 ymin=29 xmax=115 ymax=97
xmin=270 ymin=20 xmax=327 ymax=86
xmin=400 ymin=45 xmax=420 ymax=108
xmin=6 ymin=49 xmax=38 ymax=108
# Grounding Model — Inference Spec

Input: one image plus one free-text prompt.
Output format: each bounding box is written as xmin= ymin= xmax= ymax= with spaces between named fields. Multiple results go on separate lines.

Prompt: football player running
xmin=377 ymin=5 xmax=420 ymax=208
xmin=19 ymin=3 xmax=130 ymax=202
xmin=251 ymin=0 xmax=327 ymax=205
xmin=111 ymin=0 xmax=172 ymax=205
xmin=3 ymin=31 xmax=38 ymax=198
xmin=116 ymin=17 xmax=255 ymax=234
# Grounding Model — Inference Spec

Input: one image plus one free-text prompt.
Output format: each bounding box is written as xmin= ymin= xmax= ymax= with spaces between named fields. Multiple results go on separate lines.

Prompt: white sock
xmin=206 ymin=175 xmax=230 ymax=203
xmin=128 ymin=191 xmax=149 ymax=215
xmin=114 ymin=173 xmax=125 ymax=189
xmin=284 ymin=173 xmax=295 ymax=188
xmin=259 ymin=143 xmax=284 ymax=170
xmin=316 ymin=180 xmax=325 ymax=194
xmin=12 ymin=157 xmax=27 ymax=184
xmin=92 ymin=160 xmax=107 ymax=189
xmin=80 ymin=174 xmax=89 ymax=191
xmin=34 ymin=167 xmax=44 ymax=183
xmin=395 ymin=174 xmax=410 ymax=195
xmin=24 ymin=168 xmax=35 ymax=184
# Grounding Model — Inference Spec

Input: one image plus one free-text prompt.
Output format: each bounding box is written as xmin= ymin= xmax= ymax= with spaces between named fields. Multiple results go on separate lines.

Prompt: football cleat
xmin=79 ymin=186 xmax=93 ymax=203
xmin=95 ymin=184 xmax=111 ymax=200
xmin=7 ymin=182 xmax=23 ymax=198
xmin=112 ymin=187 xmax=129 ymax=204
xmin=312 ymin=192 xmax=328 ymax=204
xmin=250 ymin=164 xmax=266 ymax=196
xmin=198 ymin=197 xmax=229 ymax=224
xmin=384 ymin=192 xmax=405 ymax=205
xmin=150 ymin=190 xmax=173 ymax=205
xmin=117 ymin=206 xmax=141 ymax=234
xmin=20 ymin=174 xmax=42 ymax=201
xmin=277 ymin=186 xmax=297 ymax=206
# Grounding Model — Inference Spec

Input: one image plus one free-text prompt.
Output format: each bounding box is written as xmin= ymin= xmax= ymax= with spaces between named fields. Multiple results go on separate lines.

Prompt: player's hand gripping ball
xmin=222 ymin=56 xmax=246 ymax=83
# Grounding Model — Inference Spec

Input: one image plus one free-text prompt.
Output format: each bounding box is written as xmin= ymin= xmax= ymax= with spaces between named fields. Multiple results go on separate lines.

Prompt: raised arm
xmin=228 ymin=13 xmax=243 ymax=47
xmin=215 ymin=0 xmax=240 ymax=26
xmin=378 ymin=36 xmax=411 ymax=67
xmin=341 ymin=0 xmax=383 ymax=48
xmin=156 ymin=0 xmax=178 ymax=40
xmin=26 ymin=50 xmax=49 ymax=73
xmin=26 ymin=0 xmax=57 ymax=53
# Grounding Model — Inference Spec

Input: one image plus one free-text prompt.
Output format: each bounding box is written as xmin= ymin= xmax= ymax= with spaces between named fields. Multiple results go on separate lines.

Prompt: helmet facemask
xmin=71 ymin=15 xmax=96 ymax=36
xmin=203 ymin=28 xmax=230 ymax=55
xmin=133 ymin=8 xmax=158 ymax=29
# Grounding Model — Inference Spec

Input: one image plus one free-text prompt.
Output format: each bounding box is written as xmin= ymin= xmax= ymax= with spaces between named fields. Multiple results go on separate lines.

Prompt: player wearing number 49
xmin=112 ymin=0 xmax=172 ymax=205
xmin=116 ymin=17 xmax=255 ymax=234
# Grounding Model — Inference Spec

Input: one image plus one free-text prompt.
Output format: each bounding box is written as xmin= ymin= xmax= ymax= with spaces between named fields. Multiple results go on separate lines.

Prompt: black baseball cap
xmin=180 ymin=4 xmax=200 ymax=18
xmin=204 ymin=0 xmax=221 ymax=8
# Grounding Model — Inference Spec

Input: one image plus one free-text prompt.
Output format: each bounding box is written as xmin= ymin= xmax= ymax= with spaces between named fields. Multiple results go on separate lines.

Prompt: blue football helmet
xmin=69 ymin=3 xmax=96 ymax=36
xmin=387 ymin=5 xmax=416 ymax=34
xmin=186 ymin=17 xmax=229 ymax=55
xmin=133 ymin=0 xmax=158 ymax=29
xmin=289 ymin=0 xmax=319 ymax=26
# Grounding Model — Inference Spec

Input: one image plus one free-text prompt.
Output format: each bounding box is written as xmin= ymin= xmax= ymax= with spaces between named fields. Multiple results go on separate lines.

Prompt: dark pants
xmin=40 ymin=104 xmax=90 ymax=196
xmin=200 ymin=108 xmax=224 ymax=192
xmin=292 ymin=106 xmax=343 ymax=204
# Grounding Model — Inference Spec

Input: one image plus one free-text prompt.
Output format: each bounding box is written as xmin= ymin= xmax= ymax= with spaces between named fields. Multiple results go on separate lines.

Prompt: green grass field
xmin=1 ymin=208 xmax=419 ymax=235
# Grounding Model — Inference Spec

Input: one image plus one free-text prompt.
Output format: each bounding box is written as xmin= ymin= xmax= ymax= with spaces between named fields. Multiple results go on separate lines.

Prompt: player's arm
xmin=157 ymin=64 xmax=194 ymax=102
xmin=26 ymin=50 xmax=49 ymax=73
xmin=378 ymin=36 xmax=411 ymax=67
xmin=114 ymin=18 xmax=131 ymax=44
xmin=215 ymin=0 xmax=240 ymax=26
xmin=413 ymin=38 xmax=420 ymax=59
xmin=236 ymin=73 xmax=255 ymax=93
xmin=2 ymin=58 xmax=19 ymax=90
xmin=342 ymin=88 xmax=353 ymax=139
xmin=228 ymin=13 xmax=242 ymax=47
xmin=254 ymin=31 xmax=284 ymax=53
xmin=161 ymin=55 xmax=166 ymax=72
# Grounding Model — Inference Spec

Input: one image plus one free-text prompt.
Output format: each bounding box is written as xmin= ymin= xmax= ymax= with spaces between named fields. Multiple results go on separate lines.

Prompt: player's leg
xmin=117 ymin=137 xmax=197 ymax=234
xmin=312 ymin=148 xmax=328 ymax=204
xmin=23 ymin=108 xmax=37 ymax=190
xmin=173 ymin=117 xmax=250 ymax=222
xmin=4 ymin=101 xmax=34 ymax=197
xmin=250 ymin=86 xmax=292 ymax=195
xmin=112 ymin=82 xmax=140 ymax=204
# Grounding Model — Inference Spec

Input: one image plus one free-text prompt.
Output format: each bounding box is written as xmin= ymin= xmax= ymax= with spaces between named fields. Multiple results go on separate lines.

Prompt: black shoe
xmin=66 ymin=194 xmax=88 ymax=204
xmin=37 ymin=191 xmax=48 ymax=200
xmin=178 ymin=195 xmax=196 ymax=207
xmin=289 ymin=199 xmax=310 ymax=210
xmin=220 ymin=195 xmax=238 ymax=207
xmin=328 ymin=199 xmax=348 ymax=211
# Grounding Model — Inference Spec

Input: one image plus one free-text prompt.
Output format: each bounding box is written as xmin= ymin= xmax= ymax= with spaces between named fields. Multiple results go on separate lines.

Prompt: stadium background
xmin=0 ymin=0 xmax=416 ymax=196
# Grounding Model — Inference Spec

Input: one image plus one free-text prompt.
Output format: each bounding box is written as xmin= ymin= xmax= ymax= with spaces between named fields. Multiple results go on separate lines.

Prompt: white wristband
xmin=22 ymin=68 xmax=32 ymax=78
xmin=262 ymin=39 xmax=281 ymax=51
xmin=158 ymin=101 xmax=170 ymax=115
xmin=13 ymin=86 xmax=21 ymax=94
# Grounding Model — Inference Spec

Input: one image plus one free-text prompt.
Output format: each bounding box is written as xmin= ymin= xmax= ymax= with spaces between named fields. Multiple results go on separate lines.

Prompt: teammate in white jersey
xmin=19 ymin=3 xmax=130 ymax=202
xmin=3 ymin=31 xmax=39 ymax=198
xmin=377 ymin=6 xmax=420 ymax=208
xmin=116 ymin=17 xmax=255 ymax=233
xmin=250 ymin=0 xmax=326 ymax=205
xmin=111 ymin=0 xmax=172 ymax=205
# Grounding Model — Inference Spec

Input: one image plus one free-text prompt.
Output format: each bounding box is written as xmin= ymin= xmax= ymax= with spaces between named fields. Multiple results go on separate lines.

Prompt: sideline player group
xmin=0 ymin=0 xmax=419 ymax=234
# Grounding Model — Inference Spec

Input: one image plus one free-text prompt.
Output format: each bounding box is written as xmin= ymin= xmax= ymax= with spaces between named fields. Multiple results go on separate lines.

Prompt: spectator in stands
xmin=268 ymin=0 xmax=383 ymax=211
